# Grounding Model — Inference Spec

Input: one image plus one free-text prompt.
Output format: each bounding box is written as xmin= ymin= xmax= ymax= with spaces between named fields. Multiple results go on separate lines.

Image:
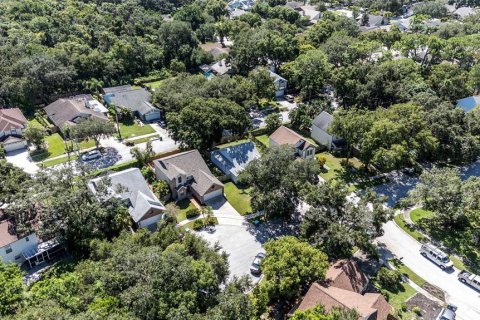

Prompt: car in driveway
xmin=420 ymin=243 xmax=454 ymax=270
xmin=436 ymin=304 xmax=457 ymax=320
xmin=285 ymin=94 xmax=294 ymax=103
xmin=81 ymin=149 xmax=102 ymax=161
xmin=250 ymin=253 xmax=265 ymax=275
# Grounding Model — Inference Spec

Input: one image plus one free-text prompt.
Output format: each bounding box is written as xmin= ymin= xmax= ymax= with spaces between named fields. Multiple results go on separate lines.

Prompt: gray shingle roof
xmin=154 ymin=150 xmax=223 ymax=197
xmin=88 ymin=168 xmax=165 ymax=223
xmin=312 ymin=111 xmax=333 ymax=132
xmin=211 ymin=141 xmax=260 ymax=178
xmin=103 ymin=85 xmax=157 ymax=116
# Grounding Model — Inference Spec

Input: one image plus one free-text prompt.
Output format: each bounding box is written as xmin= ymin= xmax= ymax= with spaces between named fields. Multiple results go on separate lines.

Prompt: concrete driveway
xmin=377 ymin=220 xmax=480 ymax=320
xmin=5 ymin=149 xmax=39 ymax=174
xmin=198 ymin=197 xmax=299 ymax=284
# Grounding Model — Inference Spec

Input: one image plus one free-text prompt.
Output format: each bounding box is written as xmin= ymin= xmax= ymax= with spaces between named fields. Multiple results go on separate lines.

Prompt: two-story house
xmin=269 ymin=126 xmax=316 ymax=159
xmin=153 ymin=150 xmax=224 ymax=204
xmin=0 ymin=108 xmax=28 ymax=152
xmin=88 ymin=168 xmax=166 ymax=229
xmin=0 ymin=219 xmax=38 ymax=264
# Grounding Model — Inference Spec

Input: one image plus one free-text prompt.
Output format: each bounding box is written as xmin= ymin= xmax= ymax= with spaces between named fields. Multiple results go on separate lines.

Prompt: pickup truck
xmin=458 ymin=270 xmax=480 ymax=290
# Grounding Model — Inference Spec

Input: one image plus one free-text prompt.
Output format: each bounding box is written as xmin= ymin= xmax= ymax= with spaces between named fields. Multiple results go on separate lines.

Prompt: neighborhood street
xmin=377 ymin=221 xmax=480 ymax=320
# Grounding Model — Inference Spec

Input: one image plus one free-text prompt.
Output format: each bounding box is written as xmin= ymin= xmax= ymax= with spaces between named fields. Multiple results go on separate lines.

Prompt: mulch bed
xmin=406 ymin=293 xmax=442 ymax=320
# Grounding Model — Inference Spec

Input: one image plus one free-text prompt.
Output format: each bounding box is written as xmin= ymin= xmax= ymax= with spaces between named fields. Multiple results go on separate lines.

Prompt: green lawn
xmin=42 ymin=134 xmax=95 ymax=160
xmin=129 ymin=134 xmax=160 ymax=145
xmin=317 ymin=152 xmax=363 ymax=181
xmin=118 ymin=122 xmax=155 ymax=139
xmin=183 ymin=217 xmax=218 ymax=230
xmin=143 ymin=80 xmax=165 ymax=90
xmin=386 ymin=283 xmax=417 ymax=314
xmin=224 ymin=182 xmax=252 ymax=215
xmin=391 ymin=259 xmax=426 ymax=287
xmin=410 ymin=208 xmax=435 ymax=224
xmin=176 ymin=199 xmax=197 ymax=222
xmin=394 ymin=214 xmax=426 ymax=242
xmin=256 ymin=134 xmax=269 ymax=147
xmin=41 ymin=155 xmax=78 ymax=168
xmin=215 ymin=138 xmax=250 ymax=149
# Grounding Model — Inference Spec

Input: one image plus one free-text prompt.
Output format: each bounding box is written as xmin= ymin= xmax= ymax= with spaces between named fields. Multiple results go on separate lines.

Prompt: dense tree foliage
xmin=0 ymin=260 xmax=24 ymax=316
xmin=5 ymin=166 xmax=130 ymax=251
xmin=5 ymin=226 xmax=257 ymax=319
xmin=167 ymin=98 xmax=250 ymax=149
xmin=291 ymin=305 xmax=359 ymax=320
xmin=302 ymin=180 xmax=391 ymax=258
xmin=258 ymin=236 xmax=328 ymax=301
xmin=238 ymin=146 xmax=320 ymax=218
xmin=0 ymin=160 xmax=30 ymax=204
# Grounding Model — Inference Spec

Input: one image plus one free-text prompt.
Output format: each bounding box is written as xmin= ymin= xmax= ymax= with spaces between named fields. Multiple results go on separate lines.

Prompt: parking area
xmin=198 ymin=197 xmax=299 ymax=284
xmin=5 ymin=149 xmax=39 ymax=174
xmin=80 ymin=147 xmax=122 ymax=170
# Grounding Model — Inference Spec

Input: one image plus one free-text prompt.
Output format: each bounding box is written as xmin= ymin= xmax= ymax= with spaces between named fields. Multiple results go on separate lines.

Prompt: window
xmin=5 ymin=245 xmax=12 ymax=254
xmin=26 ymin=236 xmax=29 ymax=242
xmin=178 ymin=176 xmax=182 ymax=184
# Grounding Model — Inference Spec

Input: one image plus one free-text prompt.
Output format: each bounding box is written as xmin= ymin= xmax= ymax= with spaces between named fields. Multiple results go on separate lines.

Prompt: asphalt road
xmin=377 ymin=220 xmax=480 ymax=320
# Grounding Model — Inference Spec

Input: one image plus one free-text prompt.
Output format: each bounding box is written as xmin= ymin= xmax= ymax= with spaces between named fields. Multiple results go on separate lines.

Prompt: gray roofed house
xmin=453 ymin=6 xmax=475 ymax=19
xmin=269 ymin=70 xmax=288 ymax=97
xmin=153 ymin=150 xmax=224 ymax=204
xmin=44 ymin=95 xmax=109 ymax=131
xmin=311 ymin=111 xmax=346 ymax=150
xmin=88 ymin=168 xmax=165 ymax=229
xmin=210 ymin=141 xmax=260 ymax=183
xmin=102 ymin=85 xmax=161 ymax=122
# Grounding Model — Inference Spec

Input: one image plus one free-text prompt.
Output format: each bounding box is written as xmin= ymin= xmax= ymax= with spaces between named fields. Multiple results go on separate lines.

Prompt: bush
xmin=125 ymin=141 xmax=134 ymax=147
xmin=317 ymin=155 xmax=326 ymax=167
xmin=193 ymin=219 xmax=204 ymax=230
xmin=412 ymin=306 xmax=422 ymax=315
xmin=186 ymin=208 xmax=200 ymax=219
xmin=377 ymin=267 xmax=403 ymax=291
xmin=141 ymin=166 xmax=155 ymax=183
xmin=152 ymin=180 xmax=170 ymax=200
xmin=0 ymin=146 xmax=4 ymax=159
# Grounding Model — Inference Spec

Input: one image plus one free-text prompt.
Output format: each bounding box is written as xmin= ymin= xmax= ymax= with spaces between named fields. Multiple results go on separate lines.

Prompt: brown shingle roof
xmin=154 ymin=150 xmax=223 ymax=197
xmin=0 ymin=220 xmax=19 ymax=247
xmin=0 ymin=108 xmax=27 ymax=132
xmin=294 ymin=260 xmax=393 ymax=320
xmin=44 ymin=97 xmax=108 ymax=129
xmin=326 ymin=259 xmax=369 ymax=293
xmin=269 ymin=126 xmax=311 ymax=150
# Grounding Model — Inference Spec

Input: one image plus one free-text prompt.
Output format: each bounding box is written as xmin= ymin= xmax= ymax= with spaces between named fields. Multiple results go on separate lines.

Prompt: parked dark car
xmin=250 ymin=253 xmax=266 ymax=275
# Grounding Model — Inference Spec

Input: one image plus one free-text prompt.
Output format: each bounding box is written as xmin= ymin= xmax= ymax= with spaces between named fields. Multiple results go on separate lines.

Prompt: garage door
xmin=203 ymin=188 xmax=224 ymax=202
xmin=3 ymin=140 xmax=27 ymax=152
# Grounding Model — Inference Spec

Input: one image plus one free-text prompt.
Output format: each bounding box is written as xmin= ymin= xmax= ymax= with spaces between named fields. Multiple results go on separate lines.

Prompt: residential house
xmin=269 ymin=126 xmax=316 ymax=159
xmin=200 ymin=59 xmax=233 ymax=78
xmin=154 ymin=150 xmax=224 ymax=204
xmin=210 ymin=141 xmax=261 ymax=183
xmin=227 ymin=0 xmax=255 ymax=11
xmin=199 ymin=43 xmax=230 ymax=60
xmin=452 ymin=6 xmax=476 ymax=19
xmin=44 ymin=94 xmax=109 ymax=132
xmin=0 ymin=219 xmax=38 ymax=264
xmin=359 ymin=14 xmax=390 ymax=32
xmin=103 ymin=85 xmax=161 ymax=122
xmin=285 ymin=2 xmax=320 ymax=23
xmin=269 ymin=71 xmax=288 ymax=98
xmin=230 ymin=8 xmax=248 ymax=18
xmin=457 ymin=95 xmax=480 ymax=113
xmin=0 ymin=108 xmax=28 ymax=152
xmin=291 ymin=260 xmax=393 ymax=320
xmin=88 ymin=168 xmax=166 ymax=229
xmin=311 ymin=111 xmax=346 ymax=151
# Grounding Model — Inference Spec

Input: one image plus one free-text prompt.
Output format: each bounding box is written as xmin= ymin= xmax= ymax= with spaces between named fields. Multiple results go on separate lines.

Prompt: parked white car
xmin=458 ymin=270 xmax=480 ymax=291
xmin=420 ymin=243 xmax=454 ymax=270
xmin=81 ymin=150 xmax=102 ymax=161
